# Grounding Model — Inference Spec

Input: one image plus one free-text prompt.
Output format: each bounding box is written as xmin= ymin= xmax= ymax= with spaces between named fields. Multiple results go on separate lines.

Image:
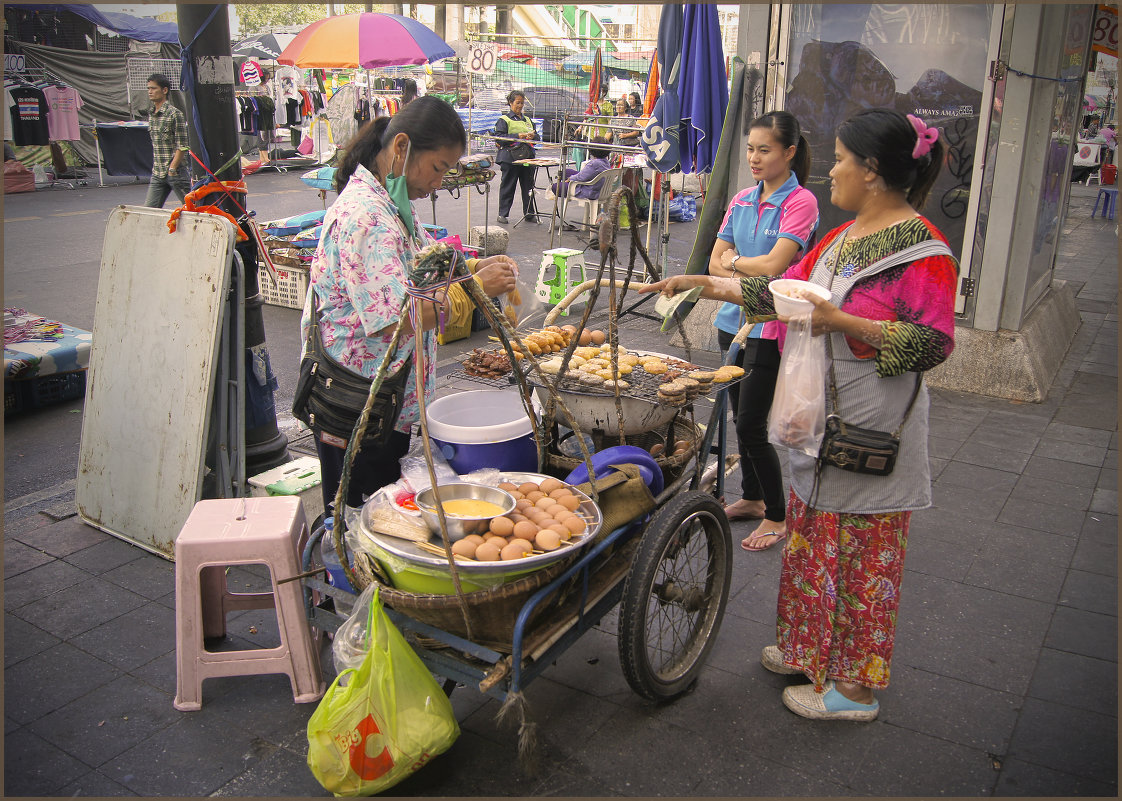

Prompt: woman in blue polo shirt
xmin=710 ymin=110 xmax=818 ymax=552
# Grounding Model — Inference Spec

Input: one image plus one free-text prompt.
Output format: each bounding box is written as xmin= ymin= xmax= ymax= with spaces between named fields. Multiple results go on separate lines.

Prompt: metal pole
xmin=177 ymin=3 xmax=290 ymax=484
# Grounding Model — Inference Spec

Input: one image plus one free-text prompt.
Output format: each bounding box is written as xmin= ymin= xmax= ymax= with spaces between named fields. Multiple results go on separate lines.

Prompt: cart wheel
xmin=617 ymin=491 xmax=733 ymax=701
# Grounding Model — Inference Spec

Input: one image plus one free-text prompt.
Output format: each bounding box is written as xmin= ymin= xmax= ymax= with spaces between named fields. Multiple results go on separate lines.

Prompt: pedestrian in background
xmin=628 ymin=91 xmax=643 ymax=117
xmin=494 ymin=90 xmax=539 ymax=224
xmin=143 ymin=73 xmax=189 ymax=208
xmin=709 ymin=110 xmax=818 ymax=552
xmin=639 ymin=108 xmax=957 ymax=721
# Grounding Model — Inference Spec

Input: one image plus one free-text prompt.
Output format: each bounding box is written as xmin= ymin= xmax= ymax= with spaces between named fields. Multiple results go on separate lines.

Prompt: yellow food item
xmin=440 ymin=499 xmax=507 ymax=518
xmin=642 ymin=361 xmax=669 ymax=374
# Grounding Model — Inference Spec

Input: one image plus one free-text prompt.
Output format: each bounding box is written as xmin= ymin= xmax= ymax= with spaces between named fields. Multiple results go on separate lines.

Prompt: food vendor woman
xmin=302 ymin=97 xmax=519 ymax=516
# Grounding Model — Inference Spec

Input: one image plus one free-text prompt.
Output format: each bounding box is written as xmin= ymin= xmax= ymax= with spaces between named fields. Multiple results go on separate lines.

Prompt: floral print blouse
xmin=301 ymin=163 xmax=436 ymax=433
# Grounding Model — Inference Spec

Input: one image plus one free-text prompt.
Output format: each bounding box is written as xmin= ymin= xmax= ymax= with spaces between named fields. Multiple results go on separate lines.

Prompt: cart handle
xmin=543 ymin=279 xmax=651 ymax=325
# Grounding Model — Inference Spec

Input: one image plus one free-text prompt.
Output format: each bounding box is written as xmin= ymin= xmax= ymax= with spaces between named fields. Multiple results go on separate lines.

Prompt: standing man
xmin=144 ymin=73 xmax=190 ymax=208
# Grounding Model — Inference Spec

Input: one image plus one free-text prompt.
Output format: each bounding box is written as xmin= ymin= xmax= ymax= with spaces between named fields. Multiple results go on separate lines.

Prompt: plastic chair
xmin=562 ymin=167 xmax=625 ymax=243
xmin=1092 ymin=187 xmax=1117 ymax=220
xmin=534 ymin=248 xmax=587 ymax=313
xmin=173 ymin=496 xmax=325 ymax=711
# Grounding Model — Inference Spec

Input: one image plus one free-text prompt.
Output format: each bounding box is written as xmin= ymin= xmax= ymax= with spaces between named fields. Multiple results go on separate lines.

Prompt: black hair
xmin=587 ymin=136 xmax=611 ymax=160
xmin=836 ymin=108 xmax=944 ymax=210
xmin=749 ymin=110 xmax=811 ymax=186
xmin=334 ymin=96 xmax=466 ymax=193
xmin=147 ymin=73 xmax=170 ymax=92
xmin=506 ymin=90 xmax=526 ymax=105
xmin=628 ymin=91 xmax=642 ymax=107
xmin=401 ymin=78 xmax=418 ymax=105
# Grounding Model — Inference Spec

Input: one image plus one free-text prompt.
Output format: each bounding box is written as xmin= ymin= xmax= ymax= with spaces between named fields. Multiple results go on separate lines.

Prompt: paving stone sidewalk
xmin=4 ymin=185 xmax=1117 ymax=797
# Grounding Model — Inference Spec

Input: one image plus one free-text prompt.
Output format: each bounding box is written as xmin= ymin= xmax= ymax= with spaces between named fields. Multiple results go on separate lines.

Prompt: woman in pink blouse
xmin=303 ymin=97 xmax=519 ymax=516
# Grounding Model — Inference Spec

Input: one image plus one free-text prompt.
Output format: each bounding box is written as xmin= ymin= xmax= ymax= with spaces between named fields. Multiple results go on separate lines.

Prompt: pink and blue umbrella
xmin=278 ymin=12 xmax=454 ymax=70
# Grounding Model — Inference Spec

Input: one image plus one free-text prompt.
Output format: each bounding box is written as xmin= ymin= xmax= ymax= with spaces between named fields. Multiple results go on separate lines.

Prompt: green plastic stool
xmin=534 ymin=248 xmax=587 ymax=314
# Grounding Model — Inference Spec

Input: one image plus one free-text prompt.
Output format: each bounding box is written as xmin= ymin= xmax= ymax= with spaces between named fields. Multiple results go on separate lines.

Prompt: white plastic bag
xmin=332 ymin=582 xmax=378 ymax=677
xmin=768 ymin=311 xmax=827 ymax=456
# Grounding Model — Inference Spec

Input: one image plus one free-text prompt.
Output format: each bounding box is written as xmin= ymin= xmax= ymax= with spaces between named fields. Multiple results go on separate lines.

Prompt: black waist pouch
xmin=293 ymin=294 xmax=412 ymax=448
xmin=817 ymin=415 xmax=899 ymax=476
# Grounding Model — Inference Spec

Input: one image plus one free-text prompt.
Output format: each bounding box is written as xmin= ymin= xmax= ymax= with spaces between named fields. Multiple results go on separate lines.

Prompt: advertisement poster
xmin=784 ymin=4 xmax=993 ymax=257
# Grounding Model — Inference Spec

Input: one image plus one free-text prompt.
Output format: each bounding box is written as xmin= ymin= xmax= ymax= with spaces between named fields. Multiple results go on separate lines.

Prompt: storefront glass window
xmin=785 ymin=4 xmax=993 ymax=258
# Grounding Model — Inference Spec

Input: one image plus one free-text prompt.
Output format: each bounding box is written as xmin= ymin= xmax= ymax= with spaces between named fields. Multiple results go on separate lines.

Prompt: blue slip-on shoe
xmin=782 ymin=681 xmax=879 ymax=721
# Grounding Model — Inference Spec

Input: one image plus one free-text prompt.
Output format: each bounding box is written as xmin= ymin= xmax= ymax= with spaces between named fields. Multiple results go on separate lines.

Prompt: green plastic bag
xmin=306 ymin=586 xmax=459 ymax=796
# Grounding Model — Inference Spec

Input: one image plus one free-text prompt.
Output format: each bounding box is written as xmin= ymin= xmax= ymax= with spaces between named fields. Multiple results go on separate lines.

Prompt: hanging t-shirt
xmin=43 ymin=85 xmax=83 ymax=141
xmin=8 ymin=85 xmax=50 ymax=146
xmin=274 ymin=66 xmax=301 ymax=104
xmin=240 ymin=60 xmax=264 ymax=87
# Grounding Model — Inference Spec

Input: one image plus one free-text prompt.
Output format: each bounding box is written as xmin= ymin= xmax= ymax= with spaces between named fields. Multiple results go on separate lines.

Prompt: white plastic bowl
xmin=769 ymin=279 xmax=831 ymax=317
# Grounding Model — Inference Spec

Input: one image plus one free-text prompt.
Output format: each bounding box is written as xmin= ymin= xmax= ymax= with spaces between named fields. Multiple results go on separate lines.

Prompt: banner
xmin=1092 ymin=4 xmax=1117 ymax=57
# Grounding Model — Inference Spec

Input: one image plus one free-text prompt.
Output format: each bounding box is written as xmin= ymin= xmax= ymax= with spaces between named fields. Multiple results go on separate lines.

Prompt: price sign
xmin=5 ymin=54 xmax=26 ymax=72
xmin=465 ymin=44 xmax=497 ymax=75
xmin=1092 ymin=4 xmax=1118 ymax=57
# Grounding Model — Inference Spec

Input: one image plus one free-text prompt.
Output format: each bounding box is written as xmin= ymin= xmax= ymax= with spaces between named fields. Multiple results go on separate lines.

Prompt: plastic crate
xmin=5 ymin=370 xmax=86 ymax=414
xmin=258 ymin=263 xmax=310 ymax=310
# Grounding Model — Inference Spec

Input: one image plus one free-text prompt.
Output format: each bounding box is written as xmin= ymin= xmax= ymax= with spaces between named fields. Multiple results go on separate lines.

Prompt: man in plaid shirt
xmin=144 ymin=73 xmax=190 ymax=208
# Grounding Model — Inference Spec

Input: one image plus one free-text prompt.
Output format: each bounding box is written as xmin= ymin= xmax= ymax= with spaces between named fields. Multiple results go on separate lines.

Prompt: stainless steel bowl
xmin=414 ymin=482 xmax=516 ymax=542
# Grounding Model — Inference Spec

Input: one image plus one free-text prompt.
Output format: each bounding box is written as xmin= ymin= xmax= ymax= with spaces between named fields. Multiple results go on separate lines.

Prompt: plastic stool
xmin=1092 ymin=187 xmax=1117 ymax=220
xmin=173 ymin=496 xmax=325 ymax=711
xmin=535 ymin=248 xmax=586 ymax=314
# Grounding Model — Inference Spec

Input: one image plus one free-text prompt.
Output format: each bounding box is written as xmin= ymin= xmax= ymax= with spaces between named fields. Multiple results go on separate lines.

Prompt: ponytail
xmin=791 ymin=135 xmax=811 ymax=186
xmin=334 ymin=117 xmax=392 ymax=193
xmin=906 ymin=136 xmax=944 ymax=211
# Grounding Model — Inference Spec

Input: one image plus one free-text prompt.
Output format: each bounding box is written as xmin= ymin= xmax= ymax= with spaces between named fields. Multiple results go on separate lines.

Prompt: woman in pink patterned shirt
xmin=303 ymin=97 xmax=519 ymax=516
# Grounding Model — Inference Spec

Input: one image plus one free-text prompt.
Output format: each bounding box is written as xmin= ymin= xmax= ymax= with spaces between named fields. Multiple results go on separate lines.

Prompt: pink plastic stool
xmin=173 ymin=496 xmax=325 ymax=711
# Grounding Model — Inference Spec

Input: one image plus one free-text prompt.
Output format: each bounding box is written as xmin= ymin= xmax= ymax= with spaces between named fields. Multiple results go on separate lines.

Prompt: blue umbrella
xmin=641 ymin=4 xmax=683 ymax=173
xmin=678 ymin=4 xmax=728 ymax=174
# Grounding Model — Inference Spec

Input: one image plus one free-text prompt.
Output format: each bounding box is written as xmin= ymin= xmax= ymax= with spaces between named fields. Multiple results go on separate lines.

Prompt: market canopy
xmin=8 ymin=4 xmax=180 ymax=43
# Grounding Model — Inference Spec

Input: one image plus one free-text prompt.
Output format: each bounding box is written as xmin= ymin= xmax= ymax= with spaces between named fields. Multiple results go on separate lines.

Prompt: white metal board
xmin=77 ymin=207 xmax=236 ymax=559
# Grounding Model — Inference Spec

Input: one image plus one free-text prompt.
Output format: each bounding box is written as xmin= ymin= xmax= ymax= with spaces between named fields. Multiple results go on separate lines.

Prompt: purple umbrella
xmin=278 ymin=13 xmax=454 ymax=70
xmin=678 ymin=4 xmax=728 ymax=174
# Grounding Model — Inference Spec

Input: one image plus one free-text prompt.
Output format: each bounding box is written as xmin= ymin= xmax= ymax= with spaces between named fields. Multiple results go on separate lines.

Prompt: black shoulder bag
xmin=292 ymin=290 xmax=413 ymax=448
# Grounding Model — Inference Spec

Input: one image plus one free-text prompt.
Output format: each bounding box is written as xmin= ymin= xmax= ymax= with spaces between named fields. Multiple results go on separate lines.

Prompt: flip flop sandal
xmin=724 ymin=504 xmax=765 ymax=522
xmin=741 ymin=530 xmax=787 ymax=551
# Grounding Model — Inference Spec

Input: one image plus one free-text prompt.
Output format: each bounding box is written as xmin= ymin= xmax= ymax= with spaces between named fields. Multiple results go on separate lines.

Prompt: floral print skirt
xmin=775 ymin=490 xmax=910 ymax=690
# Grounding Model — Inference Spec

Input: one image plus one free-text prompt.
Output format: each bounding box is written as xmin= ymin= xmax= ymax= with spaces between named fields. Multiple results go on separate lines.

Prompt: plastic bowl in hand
xmin=769 ymin=279 xmax=831 ymax=318
xmin=414 ymin=483 xmax=516 ymax=542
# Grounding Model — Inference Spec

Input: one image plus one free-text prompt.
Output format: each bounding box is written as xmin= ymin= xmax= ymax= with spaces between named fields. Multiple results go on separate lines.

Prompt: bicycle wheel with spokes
xmin=617 ymin=491 xmax=733 ymax=701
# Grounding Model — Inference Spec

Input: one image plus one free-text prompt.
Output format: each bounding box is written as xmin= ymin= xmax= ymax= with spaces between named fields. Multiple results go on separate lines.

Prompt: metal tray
xmin=358 ymin=471 xmax=603 ymax=578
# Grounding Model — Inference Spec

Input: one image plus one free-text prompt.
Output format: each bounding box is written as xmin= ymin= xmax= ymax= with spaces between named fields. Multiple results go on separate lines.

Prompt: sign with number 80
xmin=466 ymin=45 xmax=497 ymax=75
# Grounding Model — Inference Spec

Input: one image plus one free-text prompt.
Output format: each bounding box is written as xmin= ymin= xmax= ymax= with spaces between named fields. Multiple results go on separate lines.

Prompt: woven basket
xmin=546 ymin=418 xmax=701 ymax=484
xmin=367 ymin=554 xmax=577 ymax=653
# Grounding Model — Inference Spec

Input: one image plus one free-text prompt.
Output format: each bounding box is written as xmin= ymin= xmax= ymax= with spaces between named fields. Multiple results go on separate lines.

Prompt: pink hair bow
xmin=907 ymin=114 xmax=939 ymax=159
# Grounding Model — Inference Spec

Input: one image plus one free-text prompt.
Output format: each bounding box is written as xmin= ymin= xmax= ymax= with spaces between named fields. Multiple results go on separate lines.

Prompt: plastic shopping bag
xmin=307 ymin=586 xmax=459 ymax=796
xmin=768 ymin=311 xmax=827 ymax=457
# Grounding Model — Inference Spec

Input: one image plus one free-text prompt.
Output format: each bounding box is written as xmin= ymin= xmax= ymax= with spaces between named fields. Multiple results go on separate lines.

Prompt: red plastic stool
xmin=173 ymin=496 xmax=325 ymax=711
xmin=1092 ymin=187 xmax=1118 ymax=220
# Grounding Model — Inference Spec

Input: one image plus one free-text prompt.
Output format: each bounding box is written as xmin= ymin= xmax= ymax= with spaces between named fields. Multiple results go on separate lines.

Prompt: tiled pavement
xmin=4 ymin=185 xmax=1117 ymax=796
